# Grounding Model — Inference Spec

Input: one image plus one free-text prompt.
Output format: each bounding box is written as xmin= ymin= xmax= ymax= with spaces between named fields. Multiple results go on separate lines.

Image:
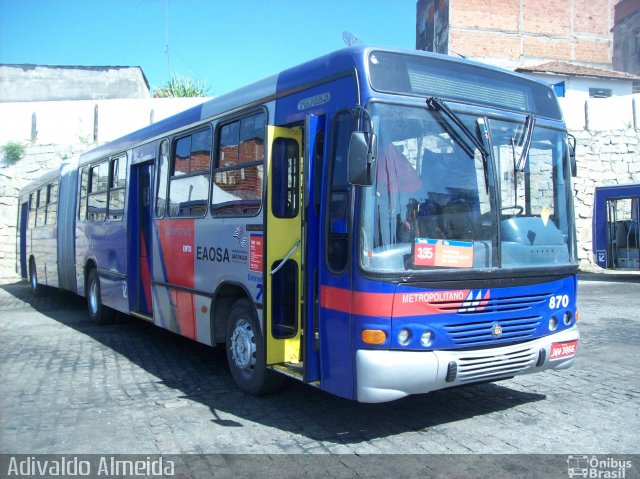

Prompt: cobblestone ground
xmin=0 ymin=277 xmax=638 ymax=456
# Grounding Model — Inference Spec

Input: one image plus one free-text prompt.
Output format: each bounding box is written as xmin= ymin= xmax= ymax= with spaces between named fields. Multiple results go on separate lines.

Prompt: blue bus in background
xmin=17 ymin=46 xmax=579 ymax=402
xmin=592 ymin=184 xmax=639 ymax=270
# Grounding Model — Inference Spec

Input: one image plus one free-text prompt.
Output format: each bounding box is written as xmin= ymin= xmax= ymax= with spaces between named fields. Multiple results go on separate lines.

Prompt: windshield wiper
xmin=427 ymin=97 xmax=489 ymax=158
xmin=515 ymin=114 xmax=535 ymax=172
xmin=427 ymin=96 xmax=491 ymax=192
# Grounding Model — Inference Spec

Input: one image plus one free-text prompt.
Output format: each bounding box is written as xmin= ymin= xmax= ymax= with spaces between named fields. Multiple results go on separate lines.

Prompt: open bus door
xmin=265 ymin=125 xmax=304 ymax=374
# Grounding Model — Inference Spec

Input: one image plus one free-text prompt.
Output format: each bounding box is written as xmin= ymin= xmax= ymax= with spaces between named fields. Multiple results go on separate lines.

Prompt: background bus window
xmin=108 ymin=155 xmax=127 ymax=220
xmin=326 ymin=112 xmax=355 ymax=273
xmin=212 ymin=112 xmax=265 ymax=216
xmin=46 ymin=182 xmax=57 ymax=225
xmin=155 ymin=140 xmax=169 ymax=218
xmin=35 ymin=188 xmax=46 ymax=227
xmin=272 ymin=138 xmax=299 ymax=218
xmin=87 ymin=162 xmax=108 ymax=222
xmin=168 ymin=128 xmax=211 ymax=218
xmin=28 ymin=193 xmax=36 ymax=228
xmin=78 ymin=167 xmax=88 ymax=221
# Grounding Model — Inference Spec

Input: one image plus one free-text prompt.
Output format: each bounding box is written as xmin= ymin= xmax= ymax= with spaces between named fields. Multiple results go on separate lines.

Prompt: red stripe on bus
xmin=157 ymin=219 xmax=195 ymax=288
xmin=320 ymin=285 xmax=394 ymax=317
xmin=320 ymin=286 xmax=470 ymax=318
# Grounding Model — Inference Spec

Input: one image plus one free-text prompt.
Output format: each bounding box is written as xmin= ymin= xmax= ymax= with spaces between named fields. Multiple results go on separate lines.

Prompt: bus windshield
xmin=360 ymin=102 xmax=575 ymax=273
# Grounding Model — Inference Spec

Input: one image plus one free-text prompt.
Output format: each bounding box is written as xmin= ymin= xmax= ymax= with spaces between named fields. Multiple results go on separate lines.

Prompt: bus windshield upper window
xmin=368 ymin=51 xmax=562 ymax=120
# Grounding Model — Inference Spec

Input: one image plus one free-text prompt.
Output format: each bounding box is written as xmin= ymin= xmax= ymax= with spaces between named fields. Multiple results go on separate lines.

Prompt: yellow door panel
xmin=266 ymin=125 xmax=303 ymax=365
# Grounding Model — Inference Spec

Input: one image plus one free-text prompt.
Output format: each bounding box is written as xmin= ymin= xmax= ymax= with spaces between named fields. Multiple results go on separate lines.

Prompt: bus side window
xmin=107 ymin=155 xmax=127 ymax=220
xmin=28 ymin=193 xmax=36 ymax=228
xmin=78 ymin=167 xmax=88 ymax=221
xmin=87 ymin=162 xmax=108 ymax=222
xmin=46 ymin=182 xmax=58 ymax=225
xmin=326 ymin=112 xmax=355 ymax=273
xmin=168 ymin=128 xmax=211 ymax=218
xmin=212 ymin=112 xmax=265 ymax=216
xmin=155 ymin=140 xmax=169 ymax=218
xmin=35 ymin=188 xmax=46 ymax=227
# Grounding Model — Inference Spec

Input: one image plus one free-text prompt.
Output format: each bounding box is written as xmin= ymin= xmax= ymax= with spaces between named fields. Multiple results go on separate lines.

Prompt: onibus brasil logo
xmin=567 ymin=455 xmax=632 ymax=478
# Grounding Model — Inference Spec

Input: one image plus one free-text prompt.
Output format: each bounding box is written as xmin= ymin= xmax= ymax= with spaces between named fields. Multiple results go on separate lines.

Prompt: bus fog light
xmin=398 ymin=328 xmax=412 ymax=346
xmin=549 ymin=316 xmax=558 ymax=331
xmin=420 ymin=330 xmax=434 ymax=347
xmin=563 ymin=311 xmax=572 ymax=325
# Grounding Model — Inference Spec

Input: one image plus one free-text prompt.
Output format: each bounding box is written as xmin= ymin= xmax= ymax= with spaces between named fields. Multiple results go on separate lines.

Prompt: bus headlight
xmin=398 ymin=328 xmax=412 ymax=346
xmin=420 ymin=330 xmax=434 ymax=348
xmin=549 ymin=316 xmax=558 ymax=331
xmin=563 ymin=311 xmax=572 ymax=326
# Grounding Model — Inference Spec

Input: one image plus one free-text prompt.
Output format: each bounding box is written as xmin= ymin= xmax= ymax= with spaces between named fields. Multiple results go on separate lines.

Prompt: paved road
xmin=0 ymin=276 xmax=638 ymax=459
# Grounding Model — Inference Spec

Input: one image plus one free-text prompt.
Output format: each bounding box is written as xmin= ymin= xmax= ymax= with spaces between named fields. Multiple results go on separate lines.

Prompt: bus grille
xmin=456 ymin=346 xmax=537 ymax=383
xmin=444 ymin=316 xmax=541 ymax=346
xmin=434 ymin=292 xmax=549 ymax=347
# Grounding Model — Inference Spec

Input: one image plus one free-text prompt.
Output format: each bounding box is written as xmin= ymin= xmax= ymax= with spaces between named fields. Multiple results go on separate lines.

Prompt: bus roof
xmin=7 ymin=45 xmax=545 ymax=172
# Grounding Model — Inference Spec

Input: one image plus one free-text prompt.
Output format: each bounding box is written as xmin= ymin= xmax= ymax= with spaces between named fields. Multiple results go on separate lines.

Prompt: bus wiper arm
xmin=515 ymin=114 xmax=535 ymax=172
xmin=427 ymin=97 xmax=489 ymax=158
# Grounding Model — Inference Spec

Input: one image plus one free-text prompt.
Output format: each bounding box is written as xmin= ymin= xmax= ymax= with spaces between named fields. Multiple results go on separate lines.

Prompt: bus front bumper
xmin=355 ymin=326 xmax=579 ymax=403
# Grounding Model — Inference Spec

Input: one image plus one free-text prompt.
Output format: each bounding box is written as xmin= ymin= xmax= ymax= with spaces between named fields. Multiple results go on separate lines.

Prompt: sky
xmin=0 ymin=0 xmax=416 ymax=96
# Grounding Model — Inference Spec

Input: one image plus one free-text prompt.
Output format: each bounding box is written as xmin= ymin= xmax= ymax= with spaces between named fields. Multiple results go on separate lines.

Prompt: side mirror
xmin=348 ymin=131 xmax=377 ymax=186
xmin=568 ymin=133 xmax=577 ymax=177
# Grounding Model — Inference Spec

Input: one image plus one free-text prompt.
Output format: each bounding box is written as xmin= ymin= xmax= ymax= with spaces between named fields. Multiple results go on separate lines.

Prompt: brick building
xmin=416 ymin=0 xmax=618 ymax=70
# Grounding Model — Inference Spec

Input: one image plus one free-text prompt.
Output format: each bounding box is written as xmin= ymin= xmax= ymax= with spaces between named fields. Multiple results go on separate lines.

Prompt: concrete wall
xmin=0 ymin=98 xmax=208 ymax=146
xmin=559 ymin=94 xmax=639 ymax=130
xmin=571 ymin=128 xmax=640 ymax=268
xmin=0 ymin=65 xmax=151 ymax=102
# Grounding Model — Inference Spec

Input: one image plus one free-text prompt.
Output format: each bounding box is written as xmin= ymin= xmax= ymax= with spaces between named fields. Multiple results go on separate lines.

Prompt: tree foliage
xmin=2 ymin=141 xmax=26 ymax=164
xmin=153 ymin=75 xmax=210 ymax=98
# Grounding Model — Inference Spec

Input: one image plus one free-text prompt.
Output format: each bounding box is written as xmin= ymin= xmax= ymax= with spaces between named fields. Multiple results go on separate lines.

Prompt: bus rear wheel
xmin=225 ymin=299 xmax=283 ymax=395
xmin=86 ymin=268 xmax=112 ymax=325
xmin=29 ymin=259 xmax=44 ymax=296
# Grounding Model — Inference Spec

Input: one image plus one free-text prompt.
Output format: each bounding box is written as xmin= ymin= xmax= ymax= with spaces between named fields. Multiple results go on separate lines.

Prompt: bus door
xmin=18 ymin=200 xmax=29 ymax=278
xmin=303 ymin=114 xmax=325 ymax=383
xmin=266 ymin=125 xmax=304 ymax=370
xmin=316 ymin=111 xmax=356 ymax=399
xmin=130 ymin=161 xmax=153 ymax=317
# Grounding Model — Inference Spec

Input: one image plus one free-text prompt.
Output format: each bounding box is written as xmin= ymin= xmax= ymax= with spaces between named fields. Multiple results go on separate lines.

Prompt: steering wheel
xmin=501 ymin=205 xmax=524 ymax=215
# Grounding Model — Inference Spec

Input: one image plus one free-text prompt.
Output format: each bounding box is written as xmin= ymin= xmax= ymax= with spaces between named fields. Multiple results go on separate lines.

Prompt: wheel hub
xmin=230 ymin=319 xmax=256 ymax=375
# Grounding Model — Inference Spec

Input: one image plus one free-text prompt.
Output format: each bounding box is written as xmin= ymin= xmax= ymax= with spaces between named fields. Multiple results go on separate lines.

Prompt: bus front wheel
xmin=225 ymin=299 xmax=283 ymax=395
xmin=86 ymin=268 xmax=111 ymax=325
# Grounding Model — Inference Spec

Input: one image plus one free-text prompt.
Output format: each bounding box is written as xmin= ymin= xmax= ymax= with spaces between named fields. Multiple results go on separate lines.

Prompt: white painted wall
xmin=0 ymin=98 xmax=209 ymax=146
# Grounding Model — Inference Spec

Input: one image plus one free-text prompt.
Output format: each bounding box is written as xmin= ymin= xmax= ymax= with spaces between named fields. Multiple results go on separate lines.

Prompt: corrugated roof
xmin=516 ymin=61 xmax=640 ymax=81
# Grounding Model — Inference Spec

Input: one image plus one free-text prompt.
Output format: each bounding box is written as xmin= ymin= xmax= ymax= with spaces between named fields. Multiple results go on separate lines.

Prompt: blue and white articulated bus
xmin=17 ymin=46 xmax=579 ymax=403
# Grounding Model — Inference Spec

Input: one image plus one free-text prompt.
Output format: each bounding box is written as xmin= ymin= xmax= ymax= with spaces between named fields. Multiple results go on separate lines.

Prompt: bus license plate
xmin=549 ymin=340 xmax=578 ymax=360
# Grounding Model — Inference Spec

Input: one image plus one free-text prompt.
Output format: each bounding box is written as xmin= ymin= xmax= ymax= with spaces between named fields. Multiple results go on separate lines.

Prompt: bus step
xmin=271 ymin=363 xmax=304 ymax=381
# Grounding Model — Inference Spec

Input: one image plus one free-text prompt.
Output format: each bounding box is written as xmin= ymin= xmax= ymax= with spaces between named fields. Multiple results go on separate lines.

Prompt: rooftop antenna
xmin=342 ymin=31 xmax=362 ymax=47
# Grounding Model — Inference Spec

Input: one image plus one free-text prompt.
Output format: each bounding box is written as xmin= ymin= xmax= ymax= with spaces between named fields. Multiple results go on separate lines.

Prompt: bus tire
xmin=86 ymin=268 xmax=112 ymax=325
xmin=226 ymin=298 xmax=284 ymax=396
xmin=29 ymin=259 xmax=44 ymax=296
